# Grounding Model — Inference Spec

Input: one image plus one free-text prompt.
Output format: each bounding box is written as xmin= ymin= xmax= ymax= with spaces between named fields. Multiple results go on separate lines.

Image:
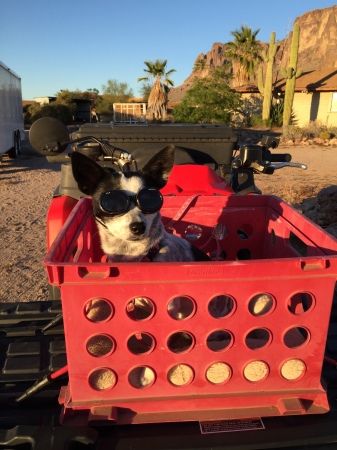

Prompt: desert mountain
xmin=168 ymin=5 xmax=337 ymax=102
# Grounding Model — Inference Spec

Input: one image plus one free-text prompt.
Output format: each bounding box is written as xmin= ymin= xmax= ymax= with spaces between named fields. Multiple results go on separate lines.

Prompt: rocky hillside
xmin=169 ymin=5 xmax=337 ymax=102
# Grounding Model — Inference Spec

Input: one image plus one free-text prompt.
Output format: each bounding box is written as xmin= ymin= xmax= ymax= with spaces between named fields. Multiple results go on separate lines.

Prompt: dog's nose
xmin=130 ymin=222 xmax=146 ymax=235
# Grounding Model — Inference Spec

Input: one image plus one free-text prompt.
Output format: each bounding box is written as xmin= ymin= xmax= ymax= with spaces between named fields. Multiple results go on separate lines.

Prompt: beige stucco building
xmin=274 ymin=68 xmax=337 ymax=127
xmin=235 ymin=68 xmax=337 ymax=128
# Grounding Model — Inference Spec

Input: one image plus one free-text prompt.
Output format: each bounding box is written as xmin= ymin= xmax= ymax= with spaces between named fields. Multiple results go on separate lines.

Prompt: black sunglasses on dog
xmin=98 ymin=188 xmax=163 ymax=216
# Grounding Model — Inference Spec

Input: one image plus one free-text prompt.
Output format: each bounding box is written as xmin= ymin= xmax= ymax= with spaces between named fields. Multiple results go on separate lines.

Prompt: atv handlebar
xmin=44 ymin=134 xmax=307 ymax=196
xmin=269 ymin=153 xmax=292 ymax=162
xmin=29 ymin=116 xmax=307 ymax=195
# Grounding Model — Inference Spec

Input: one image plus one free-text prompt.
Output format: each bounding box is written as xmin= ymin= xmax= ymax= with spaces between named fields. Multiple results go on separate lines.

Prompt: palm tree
xmin=137 ymin=59 xmax=176 ymax=121
xmin=225 ymin=25 xmax=263 ymax=87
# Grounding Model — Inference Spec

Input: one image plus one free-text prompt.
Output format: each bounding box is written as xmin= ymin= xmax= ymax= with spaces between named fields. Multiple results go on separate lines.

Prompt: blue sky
xmin=1 ymin=0 xmax=336 ymax=100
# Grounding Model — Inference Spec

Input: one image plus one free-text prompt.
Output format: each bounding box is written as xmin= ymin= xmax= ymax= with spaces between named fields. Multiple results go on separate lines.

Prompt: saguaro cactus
xmin=282 ymin=23 xmax=303 ymax=133
xmin=258 ymin=32 xmax=279 ymax=121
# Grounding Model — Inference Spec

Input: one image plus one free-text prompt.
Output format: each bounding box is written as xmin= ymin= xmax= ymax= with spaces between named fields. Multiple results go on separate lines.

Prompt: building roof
xmin=233 ymin=83 xmax=260 ymax=93
xmin=274 ymin=68 xmax=337 ymax=92
xmin=231 ymin=68 xmax=337 ymax=94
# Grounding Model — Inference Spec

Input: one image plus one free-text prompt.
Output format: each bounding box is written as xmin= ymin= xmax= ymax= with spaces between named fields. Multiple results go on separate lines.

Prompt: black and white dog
xmin=71 ymin=145 xmax=210 ymax=263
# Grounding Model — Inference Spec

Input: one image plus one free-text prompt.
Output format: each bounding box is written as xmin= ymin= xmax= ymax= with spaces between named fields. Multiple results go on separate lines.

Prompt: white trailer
xmin=0 ymin=61 xmax=24 ymax=159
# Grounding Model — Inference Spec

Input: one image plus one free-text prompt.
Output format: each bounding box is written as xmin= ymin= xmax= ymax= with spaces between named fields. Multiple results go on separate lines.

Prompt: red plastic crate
xmin=45 ymin=192 xmax=337 ymax=425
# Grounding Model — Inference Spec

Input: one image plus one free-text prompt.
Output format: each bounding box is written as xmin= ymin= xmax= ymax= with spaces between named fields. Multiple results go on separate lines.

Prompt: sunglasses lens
xmin=137 ymin=188 xmax=163 ymax=213
xmin=100 ymin=191 xmax=129 ymax=215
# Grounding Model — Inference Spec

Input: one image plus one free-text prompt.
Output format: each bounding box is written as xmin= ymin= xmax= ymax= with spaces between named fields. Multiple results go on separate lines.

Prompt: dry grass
xmin=261 ymin=182 xmax=318 ymax=206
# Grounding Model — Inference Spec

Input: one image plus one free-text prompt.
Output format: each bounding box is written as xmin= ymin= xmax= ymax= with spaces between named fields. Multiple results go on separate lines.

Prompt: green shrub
xmin=282 ymin=121 xmax=337 ymax=141
xmin=270 ymin=102 xmax=284 ymax=127
xmin=28 ymin=102 xmax=74 ymax=124
xmin=320 ymin=131 xmax=332 ymax=140
xmin=248 ymin=114 xmax=265 ymax=127
xmin=327 ymin=126 xmax=337 ymax=138
xmin=283 ymin=125 xmax=304 ymax=141
xmin=172 ymin=67 xmax=242 ymax=124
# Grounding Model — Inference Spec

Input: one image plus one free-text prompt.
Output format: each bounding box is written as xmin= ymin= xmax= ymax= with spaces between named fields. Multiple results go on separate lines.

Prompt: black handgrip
xmin=269 ymin=153 xmax=292 ymax=162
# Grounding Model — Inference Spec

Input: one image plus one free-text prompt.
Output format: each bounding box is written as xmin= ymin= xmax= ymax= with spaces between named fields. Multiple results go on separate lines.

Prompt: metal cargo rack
xmin=70 ymin=123 xmax=238 ymax=167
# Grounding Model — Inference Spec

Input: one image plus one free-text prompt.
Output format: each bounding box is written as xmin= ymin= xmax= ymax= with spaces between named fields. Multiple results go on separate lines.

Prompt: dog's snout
xmin=129 ymin=222 xmax=146 ymax=236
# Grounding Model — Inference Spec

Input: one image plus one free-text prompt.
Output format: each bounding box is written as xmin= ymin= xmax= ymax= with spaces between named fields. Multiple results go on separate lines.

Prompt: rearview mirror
xmin=29 ymin=117 xmax=70 ymax=156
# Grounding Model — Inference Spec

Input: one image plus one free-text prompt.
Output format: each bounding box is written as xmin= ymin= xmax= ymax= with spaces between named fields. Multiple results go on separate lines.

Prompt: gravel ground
xmin=1 ymin=136 xmax=337 ymax=303
xmin=0 ymin=140 xmax=62 ymax=302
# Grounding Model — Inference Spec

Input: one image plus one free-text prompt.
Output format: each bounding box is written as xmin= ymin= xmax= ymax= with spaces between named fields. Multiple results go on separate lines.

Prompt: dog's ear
xmin=141 ymin=145 xmax=175 ymax=189
xmin=71 ymin=151 xmax=107 ymax=195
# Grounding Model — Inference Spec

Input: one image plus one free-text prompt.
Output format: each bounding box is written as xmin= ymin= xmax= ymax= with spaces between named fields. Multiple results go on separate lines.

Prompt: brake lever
xmin=232 ymin=159 xmax=307 ymax=175
xmin=269 ymin=162 xmax=307 ymax=170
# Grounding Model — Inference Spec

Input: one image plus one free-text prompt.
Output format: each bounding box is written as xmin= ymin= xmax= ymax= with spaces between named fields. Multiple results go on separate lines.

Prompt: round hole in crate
xmin=287 ymin=292 xmax=314 ymax=315
xmin=237 ymin=224 xmax=253 ymax=239
xmin=88 ymin=368 xmax=116 ymax=391
xmin=84 ymin=298 xmax=113 ymax=322
xmin=167 ymin=331 xmax=194 ymax=353
xmin=167 ymin=364 xmax=194 ymax=386
xmin=127 ymin=332 xmax=155 ymax=355
xmin=236 ymin=248 xmax=251 ymax=260
xmin=208 ymin=294 xmax=236 ymax=318
xmin=206 ymin=330 xmax=233 ymax=352
xmin=243 ymin=361 xmax=269 ymax=382
xmin=280 ymin=359 xmax=306 ymax=381
xmin=210 ymin=249 xmax=227 ymax=261
xmin=126 ymin=297 xmax=154 ymax=321
xmin=167 ymin=296 xmax=195 ymax=320
xmin=86 ymin=334 xmax=115 ymax=357
xmin=248 ymin=293 xmax=275 ymax=316
xmin=245 ymin=328 xmax=271 ymax=350
xmin=184 ymin=224 xmax=203 ymax=241
xmin=206 ymin=362 xmax=232 ymax=385
xmin=128 ymin=366 xmax=155 ymax=389
xmin=283 ymin=327 xmax=310 ymax=348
